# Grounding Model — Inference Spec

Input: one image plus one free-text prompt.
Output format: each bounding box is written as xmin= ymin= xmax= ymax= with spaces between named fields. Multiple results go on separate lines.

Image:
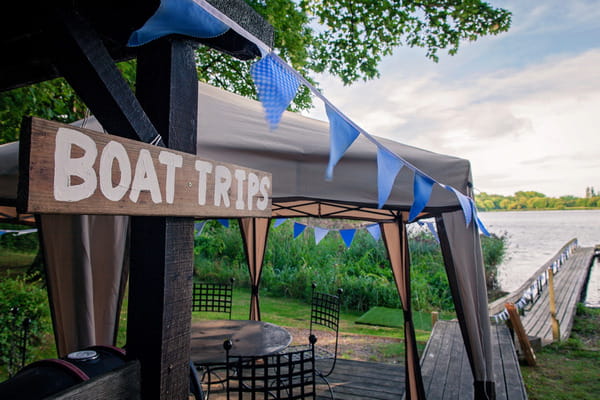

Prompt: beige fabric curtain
xmin=39 ymin=214 xmax=129 ymax=356
xmin=380 ymin=217 xmax=426 ymax=400
xmin=437 ymin=211 xmax=495 ymax=399
xmin=238 ymin=217 xmax=270 ymax=321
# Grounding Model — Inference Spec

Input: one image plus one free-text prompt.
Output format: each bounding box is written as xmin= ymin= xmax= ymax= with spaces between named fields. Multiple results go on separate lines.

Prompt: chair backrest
xmin=224 ymin=335 xmax=318 ymax=400
xmin=192 ymin=278 xmax=234 ymax=319
xmin=309 ymin=285 xmax=343 ymax=334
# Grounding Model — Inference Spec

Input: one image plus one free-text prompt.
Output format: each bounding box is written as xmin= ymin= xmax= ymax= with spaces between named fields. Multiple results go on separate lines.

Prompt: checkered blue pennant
xmin=409 ymin=172 xmax=436 ymax=222
xmin=325 ymin=104 xmax=360 ymax=180
xmin=377 ymin=147 xmax=405 ymax=208
xmin=314 ymin=227 xmax=330 ymax=244
xmin=366 ymin=224 xmax=381 ymax=241
xmin=251 ymin=53 xmax=301 ymax=130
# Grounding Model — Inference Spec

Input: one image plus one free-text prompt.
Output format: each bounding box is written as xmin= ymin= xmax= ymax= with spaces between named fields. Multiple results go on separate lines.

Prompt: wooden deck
xmin=520 ymin=246 xmax=595 ymax=343
xmin=489 ymin=243 xmax=596 ymax=345
xmin=202 ymin=358 xmax=406 ymax=399
xmin=420 ymin=320 xmax=527 ymax=400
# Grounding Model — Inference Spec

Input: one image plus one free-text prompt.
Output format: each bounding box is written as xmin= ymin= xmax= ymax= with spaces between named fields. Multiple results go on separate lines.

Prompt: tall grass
xmin=194 ymin=220 xmax=506 ymax=313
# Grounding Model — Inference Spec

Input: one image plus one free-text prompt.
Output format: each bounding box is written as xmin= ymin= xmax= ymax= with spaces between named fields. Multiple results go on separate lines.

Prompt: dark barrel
xmin=0 ymin=345 xmax=127 ymax=399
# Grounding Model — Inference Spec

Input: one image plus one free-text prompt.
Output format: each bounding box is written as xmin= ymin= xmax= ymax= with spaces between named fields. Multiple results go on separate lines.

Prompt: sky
xmin=305 ymin=1 xmax=600 ymax=198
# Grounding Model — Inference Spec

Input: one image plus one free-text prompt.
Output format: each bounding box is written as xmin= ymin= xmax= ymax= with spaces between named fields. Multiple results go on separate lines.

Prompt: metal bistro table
xmin=190 ymin=319 xmax=292 ymax=398
xmin=190 ymin=319 xmax=292 ymax=365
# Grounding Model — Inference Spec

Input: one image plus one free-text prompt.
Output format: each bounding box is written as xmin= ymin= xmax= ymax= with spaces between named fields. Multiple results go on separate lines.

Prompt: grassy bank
xmin=520 ymin=305 xmax=600 ymax=400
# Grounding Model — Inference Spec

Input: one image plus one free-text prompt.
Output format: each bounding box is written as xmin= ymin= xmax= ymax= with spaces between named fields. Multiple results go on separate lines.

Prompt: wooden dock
xmin=419 ymin=321 xmax=527 ymax=400
xmin=489 ymin=240 xmax=596 ymax=344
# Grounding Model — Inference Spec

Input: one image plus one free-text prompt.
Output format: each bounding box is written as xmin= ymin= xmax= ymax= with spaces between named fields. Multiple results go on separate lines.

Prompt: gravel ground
xmin=284 ymin=327 xmax=404 ymax=364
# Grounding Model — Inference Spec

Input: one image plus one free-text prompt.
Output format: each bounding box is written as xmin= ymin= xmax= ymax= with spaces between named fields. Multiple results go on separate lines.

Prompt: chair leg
xmin=190 ymin=361 xmax=205 ymax=400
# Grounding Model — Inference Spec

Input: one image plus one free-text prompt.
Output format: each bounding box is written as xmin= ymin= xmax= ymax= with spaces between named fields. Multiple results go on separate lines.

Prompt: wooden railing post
xmin=431 ymin=311 xmax=439 ymax=327
xmin=547 ymin=268 xmax=561 ymax=341
xmin=505 ymin=302 xmax=536 ymax=366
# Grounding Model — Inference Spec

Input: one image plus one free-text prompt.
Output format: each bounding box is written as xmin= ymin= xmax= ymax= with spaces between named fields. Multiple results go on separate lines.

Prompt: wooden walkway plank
xmin=418 ymin=321 xmax=527 ymax=400
xmin=520 ymin=246 xmax=595 ymax=343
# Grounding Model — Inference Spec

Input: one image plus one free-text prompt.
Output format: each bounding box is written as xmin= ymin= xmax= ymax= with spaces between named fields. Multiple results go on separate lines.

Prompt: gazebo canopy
xmin=0 ymin=82 xmax=495 ymax=399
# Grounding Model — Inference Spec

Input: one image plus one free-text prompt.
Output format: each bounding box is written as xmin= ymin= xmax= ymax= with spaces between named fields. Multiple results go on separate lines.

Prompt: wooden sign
xmin=18 ymin=118 xmax=272 ymax=217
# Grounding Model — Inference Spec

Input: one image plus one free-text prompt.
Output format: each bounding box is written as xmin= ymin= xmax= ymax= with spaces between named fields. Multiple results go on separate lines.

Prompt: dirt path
xmin=284 ymin=327 xmax=404 ymax=364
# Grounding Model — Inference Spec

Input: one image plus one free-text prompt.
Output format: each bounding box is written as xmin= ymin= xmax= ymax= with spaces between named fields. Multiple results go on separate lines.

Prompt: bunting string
xmin=127 ymin=0 xmax=490 ymax=233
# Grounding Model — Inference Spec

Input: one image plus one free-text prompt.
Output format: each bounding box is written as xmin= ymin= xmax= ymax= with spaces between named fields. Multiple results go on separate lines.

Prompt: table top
xmin=190 ymin=319 xmax=292 ymax=365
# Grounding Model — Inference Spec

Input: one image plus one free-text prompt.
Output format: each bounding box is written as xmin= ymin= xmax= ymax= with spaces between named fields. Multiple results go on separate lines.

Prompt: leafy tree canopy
xmin=1 ymin=0 xmax=511 ymax=144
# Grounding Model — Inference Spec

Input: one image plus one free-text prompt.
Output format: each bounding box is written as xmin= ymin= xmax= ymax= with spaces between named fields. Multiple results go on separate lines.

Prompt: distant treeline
xmin=475 ymin=190 xmax=600 ymax=211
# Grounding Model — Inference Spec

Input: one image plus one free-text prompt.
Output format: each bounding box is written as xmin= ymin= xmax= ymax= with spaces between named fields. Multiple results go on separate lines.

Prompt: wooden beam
xmin=505 ymin=303 xmax=536 ymax=366
xmin=126 ymin=38 xmax=198 ymax=400
xmin=53 ymin=8 xmax=161 ymax=145
xmin=547 ymin=268 xmax=561 ymax=341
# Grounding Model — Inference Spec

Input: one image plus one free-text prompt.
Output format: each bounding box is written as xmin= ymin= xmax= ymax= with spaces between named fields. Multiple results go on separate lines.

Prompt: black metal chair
xmin=192 ymin=278 xmax=235 ymax=319
xmin=224 ymin=335 xmax=333 ymax=400
xmin=192 ymin=278 xmax=235 ymax=398
xmin=285 ymin=283 xmax=343 ymax=378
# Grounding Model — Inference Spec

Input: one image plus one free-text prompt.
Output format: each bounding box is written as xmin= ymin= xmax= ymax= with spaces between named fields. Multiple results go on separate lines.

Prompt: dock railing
xmin=488 ymin=238 xmax=579 ymax=324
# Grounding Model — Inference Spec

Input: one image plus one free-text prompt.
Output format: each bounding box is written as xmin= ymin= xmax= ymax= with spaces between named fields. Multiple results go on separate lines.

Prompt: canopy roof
xmin=0 ymin=82 xmax=472 ymax=222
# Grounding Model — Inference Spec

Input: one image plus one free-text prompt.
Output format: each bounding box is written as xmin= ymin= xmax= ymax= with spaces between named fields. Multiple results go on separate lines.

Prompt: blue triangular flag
xmin=325 ymin=104 xmax=360 ymax=180
xmin=366 ymin=224 xmax=381 ymax=241
xmin=425 ymin=221 xmax=440 ymax=243
xmin=251 ymin=53 xmax=301 ymax=130
xmin=293 ymin=222 xmax=307 ymax=238
xmin=471 ymin=199 xmax=490 ymax=236
xmin=273 ymin=218 xmax=288 ymax=228
xmin=409 ymin=172 xmax=436 ymax=222
xmin=444 ymin=185 xmax=472 ymax=226
xmin=339 ymin=229 xmax=356 ymax=248
xmin=128 ymin=0 xmax=229 ymax=47
xmin=218 ymin=219 xmax=230 ymax=228
xmin=377 ymin=147 xmax=404 ymax=208
xmin=314 ymin=227 xmax=329 ymax=244
xmin=194 ymin=221 xmax=207 ymax=236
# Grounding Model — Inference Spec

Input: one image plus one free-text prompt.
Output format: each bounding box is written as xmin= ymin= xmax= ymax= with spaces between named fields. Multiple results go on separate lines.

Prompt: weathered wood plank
xmin=47 ymin=361 xmax=141 ymax=400
xmin=419 ymin=321 xmax=526 ymax=400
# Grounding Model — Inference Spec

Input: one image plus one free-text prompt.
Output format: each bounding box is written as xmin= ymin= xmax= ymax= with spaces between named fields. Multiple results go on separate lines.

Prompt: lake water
xmin=479 ymin=210 xmax=600 ymax=307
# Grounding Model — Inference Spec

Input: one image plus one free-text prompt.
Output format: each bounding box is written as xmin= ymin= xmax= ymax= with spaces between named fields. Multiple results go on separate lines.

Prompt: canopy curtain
xmin=38 ymin=214 xmax=129 ymax=356
xmin=238 ymin=217 xmax=271 ymax=320
xmin=380 ymin=216 xmax=426 ymax=400
xmin=436 ymin=211 xmax=496 ymax=400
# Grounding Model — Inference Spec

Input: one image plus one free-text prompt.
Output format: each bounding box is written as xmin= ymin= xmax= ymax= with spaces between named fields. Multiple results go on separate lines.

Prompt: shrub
xmin=194 ymin=220 xmax=506 ymax=313
xmin=0 ymin=273 xmax=51 ymax=374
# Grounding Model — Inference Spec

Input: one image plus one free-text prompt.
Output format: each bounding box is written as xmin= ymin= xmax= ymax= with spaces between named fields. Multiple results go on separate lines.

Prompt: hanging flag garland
xmin=127 ymin=0 xmax=490 ymax=234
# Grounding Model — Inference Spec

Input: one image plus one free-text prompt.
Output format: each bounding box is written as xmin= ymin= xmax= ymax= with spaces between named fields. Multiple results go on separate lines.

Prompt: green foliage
xmin=194 ymin=220 xmax=506 ymax=313
xmin=480 ymin=233 xmax=506 ymax=290
xmin=0 ymin=79 xmax=86 ymax=144
xmin=198 ymin=0 xmax=511 ymax=109
xmin=0 ymin=224 xmax=39 ymax=253
xmin=475 ymin=191 xmax=600 ymax=211
xmin=0 ymin=274 xmax=51 ymax=375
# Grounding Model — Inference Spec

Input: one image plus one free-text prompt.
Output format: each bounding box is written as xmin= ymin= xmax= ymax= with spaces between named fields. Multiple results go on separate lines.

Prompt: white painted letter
xmin=257 ymin=176 xmax=270 ymax=211
xmin=246 ymin=173 xmax=259 ymax=211
xmin=99 ymin=141 xmax=131 ymax=201
xmin=54 ymin=128 xmax=98 ymax=201
xmin=214 ymin=165 xmax=232 ymax=207
xmin=195 ymin=160 xmax=213 ymax=205
xmin=234 ymin=169 xmax=247 ymax=210
xmin=129 ymin=149 xmax=162 ymax=203
xmin=158 ymin=151 xmax=183 ymax=204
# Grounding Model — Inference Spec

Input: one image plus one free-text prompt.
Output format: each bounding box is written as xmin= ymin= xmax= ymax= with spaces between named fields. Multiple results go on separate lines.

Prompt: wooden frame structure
xmin=1 ymin=2 xmax=273 ymax=399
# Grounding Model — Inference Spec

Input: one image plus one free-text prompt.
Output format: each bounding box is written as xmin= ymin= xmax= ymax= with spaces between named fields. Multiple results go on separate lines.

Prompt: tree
xmin=1 ymin=0 xmax=511 ymax=144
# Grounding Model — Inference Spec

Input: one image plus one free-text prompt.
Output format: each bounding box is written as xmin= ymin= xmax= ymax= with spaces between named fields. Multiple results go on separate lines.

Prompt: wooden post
xmin=431 ymin=311 xmax=439 ymax=327
xmin=126 ymin=38 xmax=198 ymax=400
xmin=547 ymin=268 xmax=561 ymax=341
xmin=505 ymin=302 xmax=536 ymax=366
